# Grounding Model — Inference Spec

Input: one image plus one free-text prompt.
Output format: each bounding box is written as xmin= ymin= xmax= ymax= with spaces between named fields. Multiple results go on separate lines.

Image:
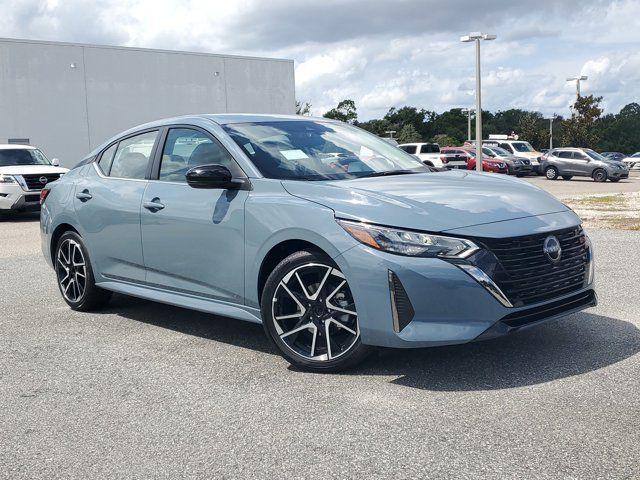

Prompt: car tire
xmin=54 ymin=231 xmax=112 ymax=311
xmin=545 ymin=166 xmax=559 ymax=180
xmin=261 ymin=250 xmax=371 ymax=372
xmin=592 ymin=169 xmax=607 ymax=182
xmin=562 ymin=175 xmax=573 ymax=180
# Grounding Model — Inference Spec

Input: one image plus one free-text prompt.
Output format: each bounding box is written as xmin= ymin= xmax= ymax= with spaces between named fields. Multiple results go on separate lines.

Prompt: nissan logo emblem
xmin=543 ymin=235 xmax=562 ymax=263
xmin=39 ymin=176 xmax=48 ymax=184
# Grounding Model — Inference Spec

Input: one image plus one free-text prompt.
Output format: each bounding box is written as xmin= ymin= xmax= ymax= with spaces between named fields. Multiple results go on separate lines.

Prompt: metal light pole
xmin=548 ymin=115 xmax=555 ymax=150
xmin=461 ymin=32 xmax=496 ymax=172
xmin=384 ymin=130 xmax=396 ymax=139
xmin=566 ymin=75 xmax=588 ymax=99
xmin=461 ymin=107 xmax=474 ymax=142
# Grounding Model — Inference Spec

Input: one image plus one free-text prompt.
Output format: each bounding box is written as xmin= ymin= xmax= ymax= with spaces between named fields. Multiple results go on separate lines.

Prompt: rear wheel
xmin=545 ymin=166 xmax=559 ymax=180
xmin=592 ymin=169 xmax=607 ymax=182
xmin=261 ymin=250 xmax=370 ymax=372
xmin=562 ymin=175 xmax=573 ymax=180
xmin=55 ymin=231 xmax=111 ymax=311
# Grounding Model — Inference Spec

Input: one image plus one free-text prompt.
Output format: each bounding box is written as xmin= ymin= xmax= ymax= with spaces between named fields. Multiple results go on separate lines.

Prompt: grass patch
xmin=573 ymin=194 xmax=625 ymax=205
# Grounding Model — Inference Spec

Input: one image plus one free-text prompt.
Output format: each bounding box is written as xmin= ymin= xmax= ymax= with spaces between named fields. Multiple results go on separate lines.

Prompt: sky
xmin=1 ymin=0 xmax=639 ymax=120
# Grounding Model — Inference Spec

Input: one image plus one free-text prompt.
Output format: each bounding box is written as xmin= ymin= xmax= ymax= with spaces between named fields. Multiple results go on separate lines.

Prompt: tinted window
xmin=512 ymin=142 xmax=534 ymax=152
xmin=98 ymin=143 xmax=117 ymax=174
xmin=400 ymin=145 xmax=417 ymax=154
xmin=498 ymin=143 xmax=513 ymax=153
xmin=572 ymin=151 xmax=588 ymax=160
xmin=557 ymin=151 xmax=573 ymax=159
xmin=420 ymin=144 xmax=439 ymax=154
xmin=223 ymin=121 xmax=426 ymax=181
xmin=109 ymin=131 xmax=157 ymax=179
xmin=159 ymin=128 xmax=239 ymax=182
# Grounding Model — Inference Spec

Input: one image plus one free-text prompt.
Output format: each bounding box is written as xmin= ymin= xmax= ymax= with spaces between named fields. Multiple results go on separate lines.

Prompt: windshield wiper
xmin=357 ymin=169 xmax=418 ymax=178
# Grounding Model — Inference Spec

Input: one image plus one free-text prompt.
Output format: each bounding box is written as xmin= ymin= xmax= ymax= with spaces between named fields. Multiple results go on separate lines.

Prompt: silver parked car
xmin=541 ymin=148 xmax=629 ymax=182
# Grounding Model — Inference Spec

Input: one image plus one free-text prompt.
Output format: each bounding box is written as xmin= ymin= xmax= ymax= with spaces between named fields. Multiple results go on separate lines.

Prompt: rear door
xmin=74 ymin=130 xmax=159 ymax=282
xmin=140 ymin=126 xmax=249 ymax=304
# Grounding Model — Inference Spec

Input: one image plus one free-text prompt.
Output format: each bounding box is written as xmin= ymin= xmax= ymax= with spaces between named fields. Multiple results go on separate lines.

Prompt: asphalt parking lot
xmin=1 ymin=191 xmax=639 ymax=478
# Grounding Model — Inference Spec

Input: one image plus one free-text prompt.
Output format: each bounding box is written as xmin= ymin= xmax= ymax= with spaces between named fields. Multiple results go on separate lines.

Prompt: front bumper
xmin=508 ymin=163 xmax=534 ymax=175
xmin=334 ymin=217 xmax=595 ymax=349
xmin=0 ymin=183 xmax=41 ymax=211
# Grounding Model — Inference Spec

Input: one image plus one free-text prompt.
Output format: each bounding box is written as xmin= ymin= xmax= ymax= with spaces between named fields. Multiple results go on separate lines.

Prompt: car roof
xmin=0 ymin=144 xmax=37 ymax=150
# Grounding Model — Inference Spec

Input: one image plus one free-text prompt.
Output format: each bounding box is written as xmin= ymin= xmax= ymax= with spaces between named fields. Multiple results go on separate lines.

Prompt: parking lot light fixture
xmin=461 ymin=32 xmax=496 ymax=171
xmin=566 ymin=75 xmax=588 ymax=98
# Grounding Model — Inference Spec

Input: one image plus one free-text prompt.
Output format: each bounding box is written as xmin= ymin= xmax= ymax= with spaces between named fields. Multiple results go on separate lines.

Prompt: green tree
xmin=594 ymin=103 xmax=640 ymax=153
xmin=357 ymin=118 xmax=393 ymax=136
xmin=323 ymin=99 xmax=358 ymax=124
xmin=296 ymin=100 xmax=312 ymax=116
xmin=517 ymin=112 xmax=548 ymax=150
xmin=561 ymin=95 xmax=603 ymax=148
xmin=397 ymin=124 xmax=422 ymax=143
xmin=383 ymin=106 xmax=429 ymax=138
xmin=430 ymin=133 xmax=458 ymax=147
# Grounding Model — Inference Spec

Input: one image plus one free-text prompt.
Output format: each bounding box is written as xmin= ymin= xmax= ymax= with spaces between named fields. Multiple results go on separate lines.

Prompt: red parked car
xmin=445 ymin=147 xmax=508 ymax=173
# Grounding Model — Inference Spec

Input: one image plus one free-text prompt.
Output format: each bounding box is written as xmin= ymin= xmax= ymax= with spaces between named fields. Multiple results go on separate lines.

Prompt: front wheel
xmin=592 ymin=169 xmax=607 ymax=182
xmin=55 ymin=231 xmax=112 ymax=311
xmin=545 ymin=166 xmax=559 ymax=180
xmin=261 ymin=250 xmax=370 ymax=372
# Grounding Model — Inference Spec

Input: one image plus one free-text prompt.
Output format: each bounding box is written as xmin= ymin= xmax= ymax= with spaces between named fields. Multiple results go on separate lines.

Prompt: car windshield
xmin=511 ymin=142 xmax=535 ymax=152
xmin=632 ymin=152 xmax=640 ymax=158
xmin=0 ymin=148 xmax=51 ymax=167
xmin=584 ymin=149 xmax=606 ymax=161
xmin=223 ymin=120 xmax=427 ymax=180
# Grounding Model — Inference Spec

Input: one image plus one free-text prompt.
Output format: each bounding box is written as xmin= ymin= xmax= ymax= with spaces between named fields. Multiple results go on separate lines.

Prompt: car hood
xmin=282 ymin=171 xmax=569 ymax=232
xmin=0 ymin=165 xmax=69 ymax=175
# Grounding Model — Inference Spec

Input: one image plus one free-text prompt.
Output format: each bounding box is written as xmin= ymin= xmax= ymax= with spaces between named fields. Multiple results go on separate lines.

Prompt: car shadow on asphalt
xmin=352 ymin=312 xmax=640 ymax=391
xmin=0 ymin=211 xmax=41 ymax=222
xmin=101 ymin=295 xmax=639 ymax=391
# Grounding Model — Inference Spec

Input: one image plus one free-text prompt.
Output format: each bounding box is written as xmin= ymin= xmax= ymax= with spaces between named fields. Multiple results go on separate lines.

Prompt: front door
xmin=74 ymin=130 xmax=158 ymax=283
xmin=140 ymin=127 xmax=248 ymax=304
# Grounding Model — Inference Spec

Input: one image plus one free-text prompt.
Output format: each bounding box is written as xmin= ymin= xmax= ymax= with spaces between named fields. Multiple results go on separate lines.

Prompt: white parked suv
xmin=398 ymin=142 xmax=444 ymax=168
xmin=0 ymin=145 xmax=68 ymax=214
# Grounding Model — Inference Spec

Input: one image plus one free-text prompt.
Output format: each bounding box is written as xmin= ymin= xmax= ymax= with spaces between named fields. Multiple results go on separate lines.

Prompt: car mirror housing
xmin=51 ymin=158 xmax=60 ymax=166
xmin=185 ymin=164 xmax=249 ymax=190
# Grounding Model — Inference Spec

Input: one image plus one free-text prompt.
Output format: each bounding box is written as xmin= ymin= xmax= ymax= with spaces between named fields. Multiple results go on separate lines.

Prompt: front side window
xmin=158 ymin=128 xmax=240 ymax=182
xmin=400 ymin=145 xmax=418 ymax=154
xmin=583 ymin=149 xmax=606 ymax=161
xmin=223 ymin=121 xmax=426 ymax=181
xmin=420 ymin=144 xmax=439 ymax=154
xmin=109 ymin=131 xmax=158 ymax=179
xmin=0 ymin=148 xmax=51 ymax=167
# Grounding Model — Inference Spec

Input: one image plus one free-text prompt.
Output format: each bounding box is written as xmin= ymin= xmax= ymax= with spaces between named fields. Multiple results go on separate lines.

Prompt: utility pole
xmin=461 ymin=108 xmax=474 ymax=142
xmin=549 ymin=115 xmax=555 ymax=150
xmin=461 ymin=32 xmax=496 ymax=172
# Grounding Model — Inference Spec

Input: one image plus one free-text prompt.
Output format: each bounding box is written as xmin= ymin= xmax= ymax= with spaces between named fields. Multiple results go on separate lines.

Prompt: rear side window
xmin=499 ymin=143 xmax=513 ymax=153
xmin=109 ymin=131 xmax=158 ymax=179
xmin=158 ymin=128 xmax=241 ymax=182
xmin=420 ymin=144 xmax=439 ymax=154
xmin=400 ymin=145 xmax=417 ymax=154
xmin=557 ymin=151 xmax=572 ymax=159
xmin=97 ymin=143 xmax=117 ymax=174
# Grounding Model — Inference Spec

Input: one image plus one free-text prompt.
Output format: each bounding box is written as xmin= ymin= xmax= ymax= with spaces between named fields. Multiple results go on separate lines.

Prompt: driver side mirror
xmin=185 ymin=164 xmax=250 ymax=190
xmin=51 ymin=158 xmax=60 ymax=166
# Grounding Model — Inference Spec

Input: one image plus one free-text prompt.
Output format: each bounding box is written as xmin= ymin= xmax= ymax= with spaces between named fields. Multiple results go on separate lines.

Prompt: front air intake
xmin=388 ymin=270 xmax=415 ymax=333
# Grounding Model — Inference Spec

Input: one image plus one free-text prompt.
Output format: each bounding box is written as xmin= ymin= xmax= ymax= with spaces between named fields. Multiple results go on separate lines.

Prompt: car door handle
xmin=143 ymin=198 xmax=165 ymax=212
xmin=75 ymin=190 xmax=92 ymax=202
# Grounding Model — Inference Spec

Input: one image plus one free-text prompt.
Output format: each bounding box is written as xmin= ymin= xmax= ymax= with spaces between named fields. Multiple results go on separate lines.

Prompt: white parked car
xmin=484 ymin=139 xmax=543 ymax=174
xmin=398 ymin=142 xmax=443 ymax=168
xmin=0 ymin=145 xmax=68 ymax=214
xmin=621 ymin=152 xmax=640 ymax=170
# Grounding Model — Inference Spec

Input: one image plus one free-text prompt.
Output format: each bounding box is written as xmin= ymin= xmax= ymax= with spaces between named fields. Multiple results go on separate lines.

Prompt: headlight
xmin=337 ymin=219 xmax=479 ymax=258
xmin=0 ymin=174 xmax=17 ymax=184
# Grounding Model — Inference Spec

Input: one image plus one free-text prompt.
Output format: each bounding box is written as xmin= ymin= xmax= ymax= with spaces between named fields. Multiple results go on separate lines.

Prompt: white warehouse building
xmin=0 ymin=37 xmax=296 ymax=167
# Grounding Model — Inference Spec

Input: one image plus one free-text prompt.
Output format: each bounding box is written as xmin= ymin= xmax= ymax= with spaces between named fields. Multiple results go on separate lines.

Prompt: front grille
xmin=521 ymin=159 xmax=531 ymax=165
xmin=501 ymin=290 xmax=596 ymax=328
xmin=478 ymin=227 xmax=589 ymax=307
xmin=21 ymin=174 xmax=61 ymax=191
